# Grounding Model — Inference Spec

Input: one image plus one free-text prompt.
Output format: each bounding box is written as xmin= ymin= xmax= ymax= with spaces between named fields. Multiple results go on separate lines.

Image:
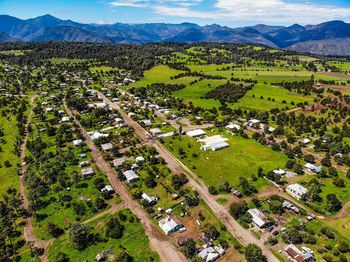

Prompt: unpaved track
xmin=19 ymin=96 xmax=52 ymax=262
xmin=64 ymin=102 xmax=186 ymax=262
xmin=83 ymin=202 xmax=125 ymax=225
xmin=98 ymin=91 xmax=279 ymax=262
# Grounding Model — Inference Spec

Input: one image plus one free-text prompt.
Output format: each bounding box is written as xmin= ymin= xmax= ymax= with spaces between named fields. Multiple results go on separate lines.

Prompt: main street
xmin=98 ymin=91 xmax=280 ymax=262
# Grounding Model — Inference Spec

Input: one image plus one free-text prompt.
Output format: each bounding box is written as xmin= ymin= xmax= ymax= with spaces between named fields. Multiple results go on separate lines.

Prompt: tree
xmin=229 ymin=201 xmax=248 ymax=219
xmin=69 ymin=223 xmax=93 ymax=250
xmin=55 ymin=252 xmax=69 ymax=262
xmin=181 ymin=238 xmax=197 ymax=258
xmin=47 ymin=222 xmax=64 ymax=238
xmin=208 ymin=186 xmax=218 ymax=195
xmin=326 ymin=194 xmax=342 ymax=212
xmin=202 ymin=223 xmax=220 ymax=240
xmin=244 ymin=244 xmax=266 ymax=262
xmin=106 ymin=217 xmax=124 ymax=239
xmin=333 ymin=177 xmax=345 ymax=188
xmin=116 ymin=251 xmax=133 ymax=262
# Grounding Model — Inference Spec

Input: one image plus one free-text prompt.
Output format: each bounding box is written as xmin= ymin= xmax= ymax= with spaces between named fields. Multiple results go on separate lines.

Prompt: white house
xmin=300 ymin=138 xmax=311 ymax=145
xmin=81 ymin=167 xmax=94 ymax=177
xmin=273 ymin=169 xmax=286 ymax=176
xmin=226 ymin=124 xmax=241 ymax=131
xmin=101 ymin=185 xmax=114 ymax=193
xmin=73 ymin=139 xmax=83 ymax=146
xmin=141 ymin=193 xmax=157 ymax=204
xmin=91 ymin=131 xmax=109 ymax=141
xmin=141 ymin=119 xmax=152 ymax=126
xmin=286 ymin=184 xmax=308 ymax=199
xmin=186 ymin=129 xmax=206 ymax=137
xmin=150 ymin=128 xmax=162 ymax=136
xmin=61 ymin=116 xmax=70 ymax=122
xmin=304 ymin=163 xmax=322 ymax=174
xmin=158 ymin=216 xmax=183 ymax=235
xmin=136 ymin=156 xmax=145 ymax=163
xmin=123 ymin=170 xmax=139 ymax=183
xmin=199 ymin=135 xmax=229 ymax=151
xmin=247 ymin=209 xmax=269 ymax=228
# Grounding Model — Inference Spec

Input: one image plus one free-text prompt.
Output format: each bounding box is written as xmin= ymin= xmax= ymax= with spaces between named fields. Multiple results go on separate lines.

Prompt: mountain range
xmin=1 ymin=14 xmax=350 ymax=55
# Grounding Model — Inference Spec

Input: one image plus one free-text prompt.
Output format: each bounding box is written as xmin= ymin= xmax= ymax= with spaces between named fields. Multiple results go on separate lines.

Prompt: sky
xmin=1 ymin=0 xmax=350 ymax=27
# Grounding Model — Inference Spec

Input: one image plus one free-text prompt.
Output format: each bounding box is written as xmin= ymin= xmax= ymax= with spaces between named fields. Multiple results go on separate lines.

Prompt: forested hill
xmin=1 ymin=14 xmax=350 ymax=56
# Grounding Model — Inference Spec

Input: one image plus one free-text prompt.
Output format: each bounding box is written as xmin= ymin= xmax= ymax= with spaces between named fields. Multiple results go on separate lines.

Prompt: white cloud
xmin=109 ymin=0 xmax=350 ymax=25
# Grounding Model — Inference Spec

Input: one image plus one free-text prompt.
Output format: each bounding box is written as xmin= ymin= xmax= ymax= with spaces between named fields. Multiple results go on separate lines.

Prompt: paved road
xmin=98 ymin=91 xmax=279 ymax=262
xmin=64 ymin=102 xmax=186 ymax=262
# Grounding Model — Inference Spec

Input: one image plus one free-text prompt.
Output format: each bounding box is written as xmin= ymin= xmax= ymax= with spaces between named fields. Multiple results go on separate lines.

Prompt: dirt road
xmin=64 ymin=102 xmax=186 ymax=262
xmin=19 ymin=96 xmax=52 ymax=262
xmin=98 ymin=91 xmax=279 ymax=262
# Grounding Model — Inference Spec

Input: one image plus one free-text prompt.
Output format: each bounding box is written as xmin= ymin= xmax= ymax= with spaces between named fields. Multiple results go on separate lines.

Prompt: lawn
xmin=0 ymin=49 xmax=30 ymax=56
xmin=163 ymin=132 xmax=288 ymax=189
xmin=49 ymin=58 xmax=87 ymax=64
xmin=48 ymin=209 xmax=160 ymax=262
xmin=0 ymin=113 xmax=20 ymax=193
xmin=173 ymin=79 xmax=226 ymax=109
xmin=324 ymin=216 xmax=350 ymax=242
xmin=230 ymin=83 xmax=315 ymax=111
xmin=132 ymin=65 xmax=184 ymax=87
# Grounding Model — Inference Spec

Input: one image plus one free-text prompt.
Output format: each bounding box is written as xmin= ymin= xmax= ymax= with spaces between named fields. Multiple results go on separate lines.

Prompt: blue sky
xmin=1 ymin=0 xmax=350 ymax=26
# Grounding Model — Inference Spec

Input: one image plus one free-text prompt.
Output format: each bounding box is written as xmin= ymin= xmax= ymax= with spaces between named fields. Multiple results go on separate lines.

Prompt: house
xmin=300 ymin=138 xmax=311 ymax=145
xmin=284 ymin=244 xmax=315 ymax=262
xmin=226 ymin=124 xmax=241 ymax=131
xmin=199 ymin=135 xmax=229 ymax=151
xmin=101 ymin=185 xmax=114 ymax=193
xmin=247 ymin=209 xmax=269 ymax=228
xmin=247 ymin=119 xmax=261 ymax=127
xmin=198 ymin=244 xmax=225 ymax=262
xmin=135 ymin=156 xmax=145 ymax=164
xmin=73 ymin=139 xmax=83 ymax=146
xmin=79 ymin=161 xmax=90 ymax=167
xmin=81 ymin=167 xmax=94 ymax=177
xmin=304 ymin=163 xmax=322 ymax=174
xmin=113 ymin=157 xmax=125 ymax=167
xmin=158 ymin=216 xmax=183 ymax=235
xmin=283 ymin=200 xmax=300 ymax=213
xmin=141 ymin=119 xmax=152 ymax=126
xmin=273 ymin=169 xmax=286 ymax=176
xmin=141 ymin=193 xmax=157 ymax=204
xmin=286 ymin=184 xmax=308 ymax=200
xmin=186 ymin=129 xmax=206 ymax=137
xmin=45 ymin=107 xmax=53 ymax=113
xmin=150 ymin=128 xmax=162 ymax=136
xmin=101 ymin=143 xmax=114 ymax=151
xmin=123 ymin=170 xmax=139 ymax=183
xmin=91 ymin=131 xmax=109 ymax=140
xmin=61 ymin=116 xmax=70 ymax=122
xmin=114 ymin=117 xmax=123 ymax=124
xmin=198 ymin=246 xmax=219 ymax=262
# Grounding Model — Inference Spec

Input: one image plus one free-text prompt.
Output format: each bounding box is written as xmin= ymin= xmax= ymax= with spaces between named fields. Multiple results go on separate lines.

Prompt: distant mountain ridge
xmin=0 ymin=14 xmax=350 ymax=55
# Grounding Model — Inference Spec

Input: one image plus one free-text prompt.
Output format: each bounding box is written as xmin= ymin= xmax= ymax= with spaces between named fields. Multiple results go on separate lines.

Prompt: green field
xmin=0 ymin=113 xmax=20 ymax=192
xmin=48 ymin=209 xmax=159 ymax=262
xmin=49 ymin=58 xmax=87 ymax=64
xmin=0 ymin=50 xmax=30 ymax=56
xmin=164 ymin=133 xmax=288 ymax=189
